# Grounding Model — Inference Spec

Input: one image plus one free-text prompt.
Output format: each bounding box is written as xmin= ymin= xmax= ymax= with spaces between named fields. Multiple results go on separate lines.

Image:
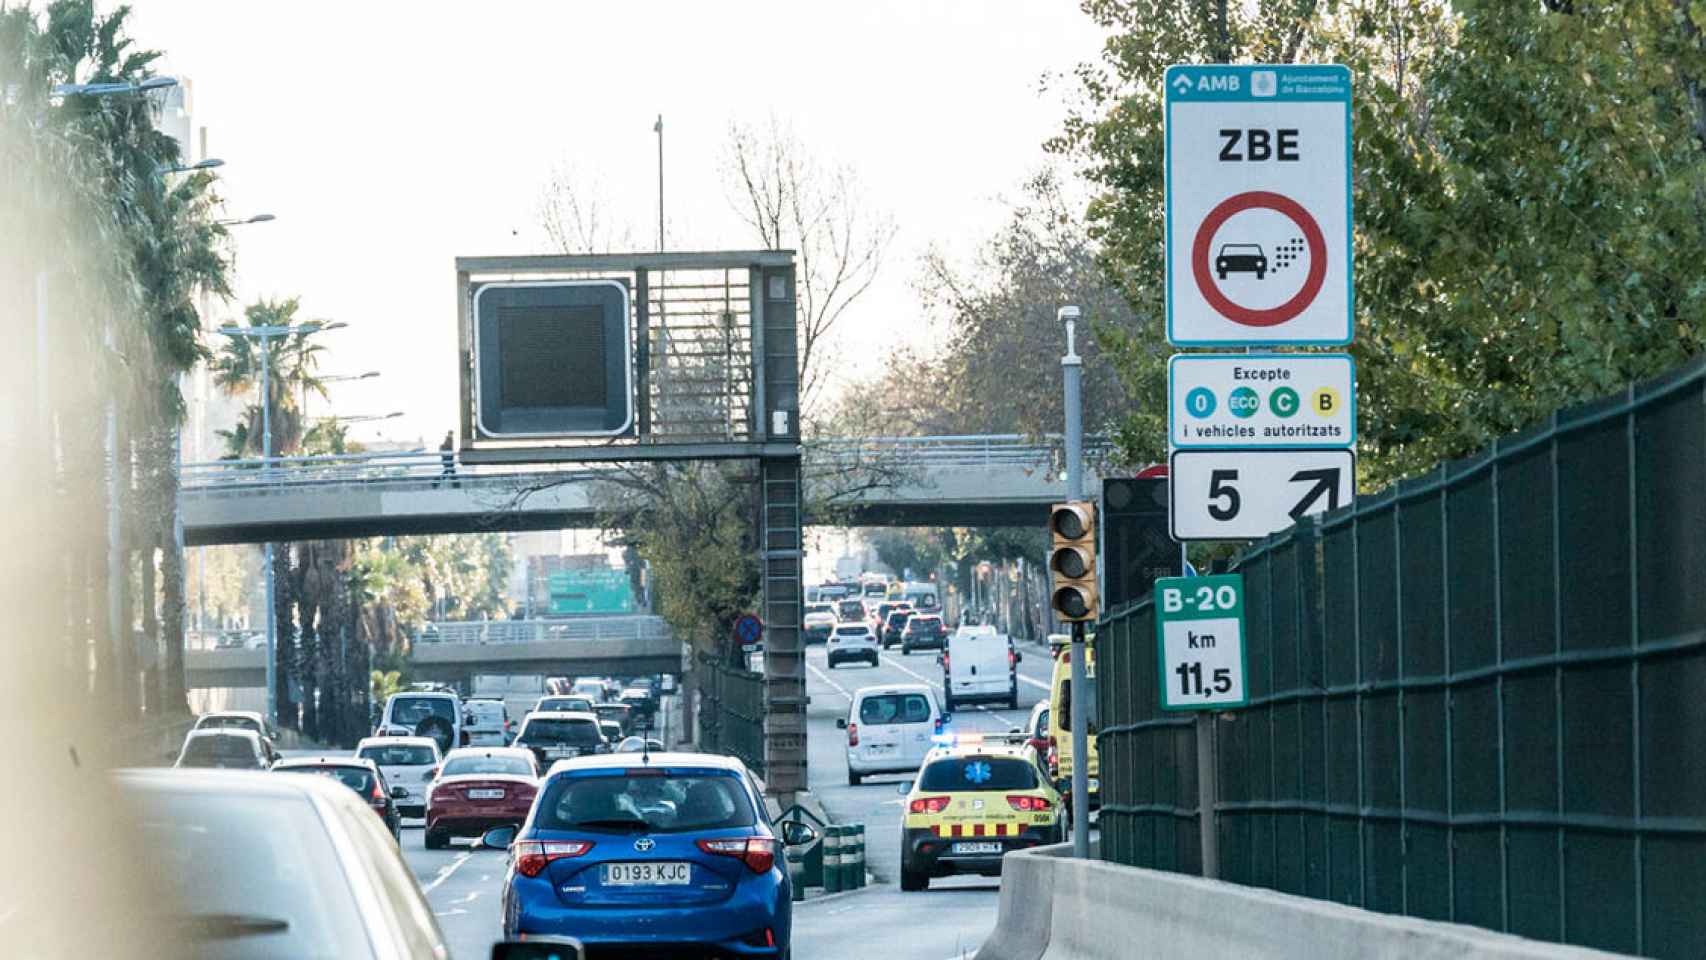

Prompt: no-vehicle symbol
xmin=1165 ymin=64 xmax=1352 ymax=346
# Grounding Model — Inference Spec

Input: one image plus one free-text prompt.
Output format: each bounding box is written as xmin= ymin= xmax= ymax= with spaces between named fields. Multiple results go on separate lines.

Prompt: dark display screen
xmin=496 ymin=304 xmax=607 ymax=408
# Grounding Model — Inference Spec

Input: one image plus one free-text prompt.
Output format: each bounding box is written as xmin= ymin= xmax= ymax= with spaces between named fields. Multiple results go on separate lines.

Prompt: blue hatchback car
xmin=491 ymin=751 xmax=813 ymax=958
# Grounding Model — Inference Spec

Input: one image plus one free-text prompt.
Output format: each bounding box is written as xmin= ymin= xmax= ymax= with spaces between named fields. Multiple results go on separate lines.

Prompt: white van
xmin=838 ymin=684 xmax=943 ymax=785
xmin=376 ymin=691 xmax=467 ymax=756
xmin=463 ymin=698 xmax=511 ymax=747
xmin=941 ymin=625 xmax=1020 ymax=709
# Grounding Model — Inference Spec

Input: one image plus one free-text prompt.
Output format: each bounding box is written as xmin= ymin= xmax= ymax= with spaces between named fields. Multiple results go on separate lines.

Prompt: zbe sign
xmin=1166 ymin=64 xmax=1352 ymax=346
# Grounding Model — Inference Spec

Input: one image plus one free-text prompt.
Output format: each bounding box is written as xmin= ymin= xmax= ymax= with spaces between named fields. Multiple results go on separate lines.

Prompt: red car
xmin=424 ymin=747 xmax=540 ymax=849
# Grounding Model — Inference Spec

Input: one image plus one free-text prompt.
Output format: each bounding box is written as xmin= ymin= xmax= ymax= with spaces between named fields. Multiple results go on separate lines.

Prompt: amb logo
xmin=1172 ymin=73 xmax=1239 ymax=95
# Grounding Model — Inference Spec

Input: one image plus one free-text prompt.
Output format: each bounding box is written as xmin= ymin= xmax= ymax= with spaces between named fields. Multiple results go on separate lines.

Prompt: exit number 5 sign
xmin=1166 ymin=64 xmax=1352 ymax=346
xmin=1155 ymin=574 xmax=1248 ymax=711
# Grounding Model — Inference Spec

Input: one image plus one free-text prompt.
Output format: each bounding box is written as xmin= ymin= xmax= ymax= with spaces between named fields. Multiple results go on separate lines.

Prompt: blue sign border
xmin=1168 ymin=352 xmax=1357 ymax=449
xmin=1164 ymin=64 xmax=1353 ymax=347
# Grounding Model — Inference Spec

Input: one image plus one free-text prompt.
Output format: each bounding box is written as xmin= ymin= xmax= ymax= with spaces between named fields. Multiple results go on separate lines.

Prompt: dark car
xmin=272 ymin=756 xmax=406 ymax=843
xmin=900 ymin=614 xmax=947 ymax=654
xmin=514 ymin=711 xmax=608 ymax=771
xmin=173 ymin=730 xmax=271 ymax=770
xmin=1215 ymin=242 xmax=1267 ymax=279
xmin=593 ymin=702 xmax=633 ymax=738
xmin=882 ymin=609 xmax=913 ymax=648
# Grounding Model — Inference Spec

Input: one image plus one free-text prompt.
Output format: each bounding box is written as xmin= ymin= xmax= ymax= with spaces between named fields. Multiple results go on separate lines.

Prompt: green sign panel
xmin=1154 ymin=573 xmax=1248 ymax=710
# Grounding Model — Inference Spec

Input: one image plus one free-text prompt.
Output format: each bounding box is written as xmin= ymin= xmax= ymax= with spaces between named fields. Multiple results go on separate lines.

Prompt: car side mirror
xmin=780 ymin=821 xmax=819 ymax=847
xmin=835 ymin=718 xmax=847 ymax=730
xmin=896 ymin=779 xmax=915 ymax=796
xmin=480 ymin=825 xmax=519 ymax=850
xmin=391 ymin=785 xmax=409 ymax=800
xmin=490 ymin=937 xmax=585 ymax=960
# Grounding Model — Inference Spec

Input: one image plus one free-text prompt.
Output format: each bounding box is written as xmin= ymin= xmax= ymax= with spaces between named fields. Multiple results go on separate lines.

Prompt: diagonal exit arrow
xmin=1287 ymin=468 xmax=1342 ymax=520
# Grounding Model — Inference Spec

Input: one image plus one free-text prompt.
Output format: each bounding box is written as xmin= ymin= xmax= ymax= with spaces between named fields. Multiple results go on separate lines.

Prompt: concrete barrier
xmin=975 ymin=844 xmax=1633 ymax=960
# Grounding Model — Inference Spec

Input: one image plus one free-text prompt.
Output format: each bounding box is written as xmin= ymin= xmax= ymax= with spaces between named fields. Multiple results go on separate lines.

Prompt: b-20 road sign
xmin=1166 ymin=64 xmax=1352 ymax=346
xmin=1170 ymin=353 xmax=1354 ymax=449
xmin=1155 ymin=573 xmax=1247 ymax=710
xmin=1169 ymin=448 xmax=1354 ymax=541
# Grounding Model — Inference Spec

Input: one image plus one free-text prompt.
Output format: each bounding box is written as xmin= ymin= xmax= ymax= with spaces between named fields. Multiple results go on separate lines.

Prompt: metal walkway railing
xmin=417 ymin=616 xmax=670 ymax=645
xmin=179 ymin=434 xmax=1116 ymax=494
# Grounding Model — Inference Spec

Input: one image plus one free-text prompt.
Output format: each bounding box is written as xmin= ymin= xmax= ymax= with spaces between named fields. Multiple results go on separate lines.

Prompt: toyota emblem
xmin=633 ymin=838 xmax=654 ymax=852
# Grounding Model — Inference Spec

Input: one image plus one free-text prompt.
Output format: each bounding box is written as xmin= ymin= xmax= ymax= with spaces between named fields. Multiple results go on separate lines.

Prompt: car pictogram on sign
xmin=1215 ymin=243 xmax=1267 ymax=280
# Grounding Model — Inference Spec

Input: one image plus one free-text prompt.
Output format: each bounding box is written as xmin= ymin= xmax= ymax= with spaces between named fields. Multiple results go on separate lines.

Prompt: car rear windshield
xmin=279 ymin=765 xmax=374 ymax=794
xmin=179 ymin=736 xmax=259 ymax=766
xmin=519 ymin=718 xmax=603 ymax=746
xmin=197 ymin=715 xmax=261 ymax=735
xmin=887 ymin=612 xmax=912 ymax=627
xmin=834 ymin=625 xmax=870 ymax=637
xmin=836 ymin=600 xmax=866 ymax=620
xmin=594 ymin=704 xmax=629 ymax=718
xmin=359 ymin=744 xmax=436 ymax=766
xmin=130 ymin=787 xmax=371 ymax=958
xmin=920 ymin=756 xmax=1038 ymax=791
xmin=907 ymin=617 xmax=942 ymax=631
xmin=537 ymin=697 xmax=592 ymax=712
xmin=859 ymin=693 xmax=933 ymax=725
xmin=467 ymin=702 xmax=505 ymax=720
xmin=441 ymin=755 xmax=533 ymax=778
xmin=390 ymin=696 xmax=455 ymax=726
xmin=536 ymin=772 xmax=756 ymax=833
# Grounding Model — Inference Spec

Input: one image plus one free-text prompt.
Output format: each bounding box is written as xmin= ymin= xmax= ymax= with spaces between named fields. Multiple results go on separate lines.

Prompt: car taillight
xmin=1008 ymin=648 xmax=1016 ymax=669
xmin=934 ymin=718 xmax=945 ymax=734
xmin=370 ymin=781 xmax=385 ymax=803
xmin=1047 ymin=741 xmax=1059 ymax=777
xmin=1008 ymin=795 xmax=1053 ymax=812
xmin=942 ymin=653 xmax=950 ymax=671
xmin=697 ymin=837 xmax=777 ymax=874
xmin=909 ymin=796 xmax=951 ymax=814
xmin=513 ymin=839 xmax=594 ymax=877
xmin=847 ymin=722 xmax=859 ymax=747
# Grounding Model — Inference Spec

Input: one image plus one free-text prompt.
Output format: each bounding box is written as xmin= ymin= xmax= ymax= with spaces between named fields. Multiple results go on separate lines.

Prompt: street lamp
xmin=52 ymin=76 xmax=177 ymax=98
xmin=215 ymin=319 xmax=345 ymax=726
xmin=158 ymin=158 xmax=224 ymax=175
xmin=216 ymin=213 xmax=275 ymax=226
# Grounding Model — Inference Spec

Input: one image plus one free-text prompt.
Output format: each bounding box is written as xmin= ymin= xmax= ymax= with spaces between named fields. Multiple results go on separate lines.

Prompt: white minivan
xmin=838 ymin=684 xmax=943 ymax=785
xmin=940 ymin=625 xmax=1020 ymax=710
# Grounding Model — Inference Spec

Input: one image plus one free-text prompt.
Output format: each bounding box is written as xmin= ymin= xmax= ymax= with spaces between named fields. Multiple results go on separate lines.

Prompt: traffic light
xmin=1049 ymin=501 xmax=1098 ymax=622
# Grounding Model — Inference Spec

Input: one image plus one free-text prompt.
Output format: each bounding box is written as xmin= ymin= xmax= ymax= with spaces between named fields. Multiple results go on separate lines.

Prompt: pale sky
xmin=120 ymin=1 xmax=1108 ymax=447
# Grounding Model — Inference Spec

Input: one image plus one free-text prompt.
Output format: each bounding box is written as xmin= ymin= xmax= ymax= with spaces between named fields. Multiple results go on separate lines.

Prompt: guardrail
xmin=417 ymin=616 xmax=671 ymax=645
xmin=179 ymin=435 xmax=1121 ymax=492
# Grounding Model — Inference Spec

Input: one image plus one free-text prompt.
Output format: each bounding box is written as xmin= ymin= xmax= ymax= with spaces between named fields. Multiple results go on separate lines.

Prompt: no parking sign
xmin=1165 ymin=64 xmax=1352 ymax=346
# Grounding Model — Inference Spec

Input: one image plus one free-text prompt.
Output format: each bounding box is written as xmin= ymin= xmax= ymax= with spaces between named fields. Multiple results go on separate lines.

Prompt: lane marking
xmin=806 ymin=661 xmax=851 ymax=700
xmin=422 ymin=851 xmax=473 ymax=896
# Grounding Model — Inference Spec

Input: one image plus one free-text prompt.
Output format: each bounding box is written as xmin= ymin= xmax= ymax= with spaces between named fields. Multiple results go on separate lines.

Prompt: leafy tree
xmin=1058 ymin=0 xmax=1706 ymax=485
xmin=212 ymin=296 xmax=330 ymax=458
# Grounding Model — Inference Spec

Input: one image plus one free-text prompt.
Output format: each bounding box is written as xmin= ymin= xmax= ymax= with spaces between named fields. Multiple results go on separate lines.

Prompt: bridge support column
xmin=760 ymin=454 xmax=806 ymax=795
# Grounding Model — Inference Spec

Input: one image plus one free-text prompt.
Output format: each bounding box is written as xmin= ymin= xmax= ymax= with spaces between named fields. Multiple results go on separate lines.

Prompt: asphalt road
xmin=789 ymin=638 xmax=1057 ymax=960
xmin=284 ymin=645 xmax=1061 ymax=959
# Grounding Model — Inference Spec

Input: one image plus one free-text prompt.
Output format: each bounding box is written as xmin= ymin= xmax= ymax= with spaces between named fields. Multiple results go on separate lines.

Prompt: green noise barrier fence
xmin=696 ymin=652 xmax=766 ymax=777
xmin=1099 ymin=356 xmax=1706 ymax=958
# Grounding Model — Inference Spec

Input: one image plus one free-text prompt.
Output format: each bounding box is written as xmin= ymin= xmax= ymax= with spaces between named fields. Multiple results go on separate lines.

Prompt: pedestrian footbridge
xmin=184 ymin=616 xmax=685 ymax=689
xmin=178 ymin=435 xmax=1115 ymax=545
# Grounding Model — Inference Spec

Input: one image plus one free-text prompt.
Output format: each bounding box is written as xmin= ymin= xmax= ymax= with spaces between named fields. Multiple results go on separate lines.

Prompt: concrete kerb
xmin=977 ymin=844 xmax=1636 ymax=960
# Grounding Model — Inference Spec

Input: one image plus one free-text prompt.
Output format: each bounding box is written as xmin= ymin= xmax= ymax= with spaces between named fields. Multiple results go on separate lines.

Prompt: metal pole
xmin=261 ymin=335 xmax=276 ymax=725
xmin=1197 ymin=712 xmax=1218 ymax=877
xmin=1060 ymin=306 xmax=1090 ymax=859
xmin=655 ymin=114 xmax=664 ymax=252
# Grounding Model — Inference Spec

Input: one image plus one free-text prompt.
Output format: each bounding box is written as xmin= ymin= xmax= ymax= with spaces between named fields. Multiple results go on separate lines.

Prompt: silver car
xmin=117 ymin=768 xmax=451 ymax=958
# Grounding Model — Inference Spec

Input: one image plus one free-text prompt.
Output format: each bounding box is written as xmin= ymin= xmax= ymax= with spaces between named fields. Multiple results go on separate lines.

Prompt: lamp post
xmin=1058 ymin=304 xmax=1091 ymax=859
xmin=216 ymin=316 xmax=343 ymax=726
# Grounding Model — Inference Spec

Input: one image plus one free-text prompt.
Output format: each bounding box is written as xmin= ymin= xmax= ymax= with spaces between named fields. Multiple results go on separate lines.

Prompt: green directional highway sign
xmin=1154 ymin=573 xmax=1248 ymax=711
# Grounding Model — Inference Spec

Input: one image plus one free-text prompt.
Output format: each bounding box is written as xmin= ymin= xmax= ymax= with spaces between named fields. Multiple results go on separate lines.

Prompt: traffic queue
xmin=148 ymin=674 xmax=820 ymax=957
